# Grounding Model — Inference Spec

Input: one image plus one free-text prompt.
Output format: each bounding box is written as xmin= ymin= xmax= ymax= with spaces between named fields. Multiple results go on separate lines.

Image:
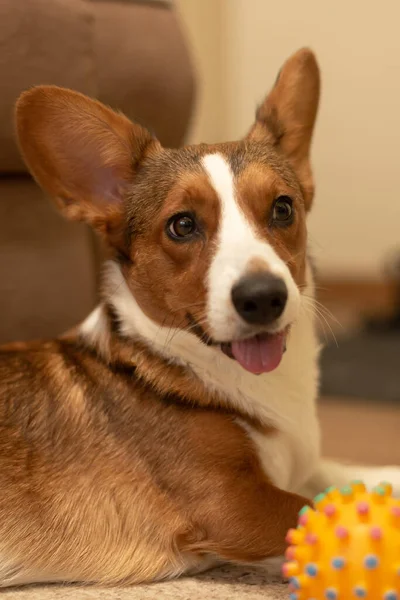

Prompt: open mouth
xmin=220 ymin=331 xmax=287 ymax=375
xmin=185 ymin=312 xmax=287 ymax=375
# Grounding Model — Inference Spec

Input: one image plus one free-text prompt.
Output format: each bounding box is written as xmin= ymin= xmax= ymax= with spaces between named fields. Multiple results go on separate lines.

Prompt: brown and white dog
xmin=0 ymin=48 xmax=398 ymax=587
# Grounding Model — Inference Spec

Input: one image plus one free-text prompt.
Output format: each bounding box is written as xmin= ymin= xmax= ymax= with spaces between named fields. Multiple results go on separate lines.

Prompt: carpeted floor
xmin=2 ymin=397 xmax=399 ymax=599
xmin=0 ymin=564 xmax=285 ymax=600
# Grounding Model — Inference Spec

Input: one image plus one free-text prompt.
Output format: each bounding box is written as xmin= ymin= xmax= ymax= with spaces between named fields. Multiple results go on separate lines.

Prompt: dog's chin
xmin=220 ymin=329 xmax=288 ymax=375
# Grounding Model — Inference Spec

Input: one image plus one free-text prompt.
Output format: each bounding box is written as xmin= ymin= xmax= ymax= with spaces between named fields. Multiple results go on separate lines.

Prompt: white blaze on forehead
xmin=202 ymin=154 xmax=236 ymax=211
xmin=202 ymin=153 xmax=263 ymax=255
xmin=201 ymin=152 xmax=299 ymax=340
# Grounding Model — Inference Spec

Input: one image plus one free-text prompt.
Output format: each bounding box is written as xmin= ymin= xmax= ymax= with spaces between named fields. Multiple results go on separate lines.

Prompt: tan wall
xmin=175 ymin=0 xmax=227 ymax=145
xmin=177 ymin=0 xmax=400 ymax=277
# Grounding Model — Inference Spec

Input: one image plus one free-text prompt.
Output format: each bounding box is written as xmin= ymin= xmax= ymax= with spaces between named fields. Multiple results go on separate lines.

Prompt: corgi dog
xmin=0 ymin=48 xmax=399 ymax=588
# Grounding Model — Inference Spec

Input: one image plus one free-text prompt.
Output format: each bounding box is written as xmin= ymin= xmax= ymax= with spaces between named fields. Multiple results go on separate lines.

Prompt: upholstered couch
xmin=0 ymin=0 xmax=195 ymax=343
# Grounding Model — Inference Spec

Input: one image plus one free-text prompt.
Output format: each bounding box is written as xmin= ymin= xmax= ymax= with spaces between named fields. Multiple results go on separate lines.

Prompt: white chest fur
xmin=236 ymin=311 xmax=321 ymax=492
xmin=84 ymin=262 xmax=321 ymax=493
xmin=178 ymin=303 xmax=321 ymax=492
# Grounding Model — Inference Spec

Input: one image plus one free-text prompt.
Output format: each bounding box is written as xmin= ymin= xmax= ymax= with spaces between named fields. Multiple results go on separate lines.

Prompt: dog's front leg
xmin=299 ymin=459 xmax=400 ymax=498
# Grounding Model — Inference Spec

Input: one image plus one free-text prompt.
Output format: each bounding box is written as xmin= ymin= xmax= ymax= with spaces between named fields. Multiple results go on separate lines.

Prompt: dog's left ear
xmin=248 ymin=48 xmax=320 ymax=209
xmin=15 ymin=86 xmax=161 ymax=252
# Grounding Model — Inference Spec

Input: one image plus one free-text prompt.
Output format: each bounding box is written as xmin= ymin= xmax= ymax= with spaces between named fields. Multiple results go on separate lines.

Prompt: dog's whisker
xmin=301 ymin=303 xmax=329 ymax=344
xmin=302 ymin=294 xmax=343 ymax=330
xmin=161 ymin=311 xmax=212 ymax=349
xmin=301 ymin=299 xmax=339 ymax=347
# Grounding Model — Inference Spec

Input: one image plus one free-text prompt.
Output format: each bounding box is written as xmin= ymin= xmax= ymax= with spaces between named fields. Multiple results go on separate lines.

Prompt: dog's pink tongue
xmin=231 ymin=333 xmax=285 ymax=374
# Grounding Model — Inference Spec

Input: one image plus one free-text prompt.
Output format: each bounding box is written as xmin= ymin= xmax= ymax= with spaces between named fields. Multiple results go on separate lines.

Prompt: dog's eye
xmin=167 ymin=214 xmax=197 ymax=240
xmin=272 ymin=196 xmax=293 ymax=225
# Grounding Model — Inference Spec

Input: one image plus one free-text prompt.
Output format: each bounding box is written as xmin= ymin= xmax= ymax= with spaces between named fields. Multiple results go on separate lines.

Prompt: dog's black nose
xmin=231 ymin=274 xmax=288 ymax=325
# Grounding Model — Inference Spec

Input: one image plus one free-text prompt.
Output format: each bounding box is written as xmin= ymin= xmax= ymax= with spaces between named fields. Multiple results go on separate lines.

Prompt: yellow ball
xmin=283 ymin=482 xmax=400 ymax=600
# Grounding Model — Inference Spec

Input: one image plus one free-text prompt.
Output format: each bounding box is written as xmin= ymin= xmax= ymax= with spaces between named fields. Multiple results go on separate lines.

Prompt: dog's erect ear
xmin=15 ymin=86 xmax=160 ymax=249
xmin=248 ymin=48 xmax=320 ymax=209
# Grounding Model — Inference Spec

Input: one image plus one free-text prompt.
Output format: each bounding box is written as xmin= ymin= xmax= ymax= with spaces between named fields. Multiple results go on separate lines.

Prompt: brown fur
xmin=125 ymin=171 xmax=221 ymax=330
xmin=101 ymin=320 xmax=274 ymax=435
xmin=0 ymin=48 xmax=320 ymax=585
xmin=0 ymin=336 xmax=308 ymax=584
xmin=247 ymin=48 xmax=320 ymax=209
xmin=236 ymin=163 xmax=307 ymax=287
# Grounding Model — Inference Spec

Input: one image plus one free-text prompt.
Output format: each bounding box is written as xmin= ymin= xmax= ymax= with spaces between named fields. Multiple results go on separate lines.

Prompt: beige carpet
xmin=2 ymin=397 xmax=399 ymax=599
xmin=1 ymin=564 xmax=285 ymax=600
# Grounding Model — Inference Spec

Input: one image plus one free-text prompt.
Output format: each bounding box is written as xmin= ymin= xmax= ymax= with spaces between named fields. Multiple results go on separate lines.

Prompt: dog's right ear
xmin=247 ymin=49 xmax=320 ymax=210
xmin=15 ymin=86 xmax=160 ymax=250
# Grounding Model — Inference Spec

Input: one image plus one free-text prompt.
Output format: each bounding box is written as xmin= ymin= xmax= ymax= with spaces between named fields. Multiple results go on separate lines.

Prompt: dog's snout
xmin=231 ymin=274 xmax=288 ymax=326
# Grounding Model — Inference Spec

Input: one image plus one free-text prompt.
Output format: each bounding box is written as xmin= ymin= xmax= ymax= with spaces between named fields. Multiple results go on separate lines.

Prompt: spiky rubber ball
xmin=283 ymin=482 xmax=400 ymax=600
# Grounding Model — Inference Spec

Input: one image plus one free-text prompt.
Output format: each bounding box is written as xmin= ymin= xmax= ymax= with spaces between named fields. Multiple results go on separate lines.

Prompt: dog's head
xmin=16 ymin=48 xmax=319 ymax=375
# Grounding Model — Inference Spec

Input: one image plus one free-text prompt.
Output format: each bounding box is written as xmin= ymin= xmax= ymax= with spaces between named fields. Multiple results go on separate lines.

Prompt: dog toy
xmin=283 ymin=481 xmax=400 ymax=599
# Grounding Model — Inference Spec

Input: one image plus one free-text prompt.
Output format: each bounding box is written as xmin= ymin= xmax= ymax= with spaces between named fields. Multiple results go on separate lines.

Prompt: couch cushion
xmin=88 ymin=0 xmax=194 ymax=147
xmin=0 ymin=177 xmax=97 ymax=343
xmin=0 ymin=0 xmax=96 ymax=173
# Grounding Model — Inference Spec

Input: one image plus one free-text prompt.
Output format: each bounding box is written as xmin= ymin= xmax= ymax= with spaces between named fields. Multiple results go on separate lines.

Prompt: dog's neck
xmin=79 ymin=261 xmax=320 ymax=429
